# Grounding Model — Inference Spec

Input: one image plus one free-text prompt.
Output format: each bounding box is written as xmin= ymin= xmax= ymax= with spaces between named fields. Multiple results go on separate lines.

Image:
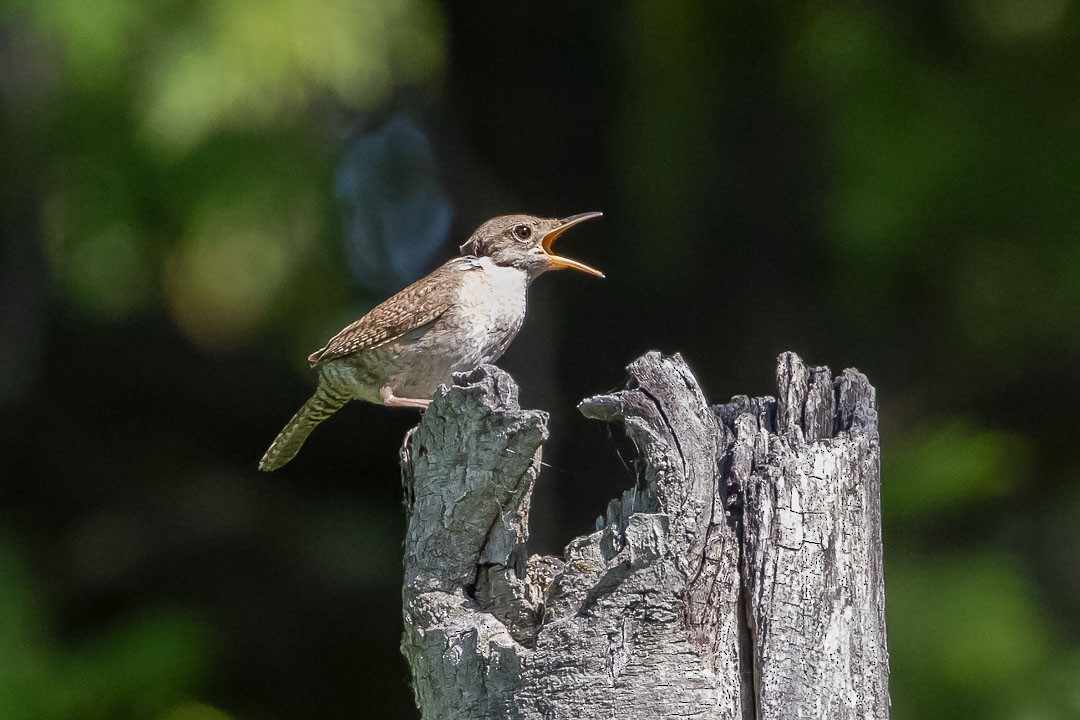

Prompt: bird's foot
xmin=379 ymin=386 xmax=431 ymax=410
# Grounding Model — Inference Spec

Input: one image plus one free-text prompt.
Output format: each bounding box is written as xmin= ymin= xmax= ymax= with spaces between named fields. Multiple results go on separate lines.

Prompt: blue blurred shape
xmin=335 ymin=113 xmax=453 ymax=295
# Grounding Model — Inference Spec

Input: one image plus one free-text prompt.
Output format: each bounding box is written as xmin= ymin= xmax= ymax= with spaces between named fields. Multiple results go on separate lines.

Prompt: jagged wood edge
xmin=722 ymin=352 xmax=889 ymax=720
xmin=399 ymin=365 xmax=549 ymax=717
xmin=398 ymin=352 xmax=888 ymax=719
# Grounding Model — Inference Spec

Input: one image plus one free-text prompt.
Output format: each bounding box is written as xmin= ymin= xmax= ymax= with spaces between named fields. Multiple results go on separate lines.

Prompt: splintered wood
xmin=400 ymin=353 xmax=888 ymax=719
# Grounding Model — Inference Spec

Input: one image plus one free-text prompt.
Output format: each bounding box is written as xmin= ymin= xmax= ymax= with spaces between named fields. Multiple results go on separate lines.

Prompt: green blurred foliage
xmin=3 ymin=0 xmax=1080 ymax=717
xmin=887 ymin=553 xmax=1069 ymax=719
xmin=882 ymin=415 xmax=1079 ymax=719
xmin=789 ymin=1 xmax=1080 ymax=374
xmin=0 ymin=534 xmax=220 ymax=720
xmin=7 ymin=0 xmax=444 ymax=357
xmin=882 ymin=418 xmax=1030 ymax=517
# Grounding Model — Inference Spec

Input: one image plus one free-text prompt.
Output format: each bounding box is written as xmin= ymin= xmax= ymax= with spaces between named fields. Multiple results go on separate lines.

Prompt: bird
xmin=258 ymin=212 xmax=604 ymax=471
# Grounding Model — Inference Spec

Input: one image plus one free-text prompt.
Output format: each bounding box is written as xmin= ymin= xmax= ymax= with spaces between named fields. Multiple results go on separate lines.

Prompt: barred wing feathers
xmin=307 ymin=259 xmax=472 ymax=366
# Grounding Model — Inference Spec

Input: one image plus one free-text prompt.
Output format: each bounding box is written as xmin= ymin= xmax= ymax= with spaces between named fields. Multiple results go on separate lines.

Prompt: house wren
xmin=259 ymin=212 xmax=603 ymax=471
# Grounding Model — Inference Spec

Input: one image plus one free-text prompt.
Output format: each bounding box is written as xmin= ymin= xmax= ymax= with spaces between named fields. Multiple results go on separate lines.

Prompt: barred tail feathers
xmin=258 ymin=380 xmax=350 ymax=471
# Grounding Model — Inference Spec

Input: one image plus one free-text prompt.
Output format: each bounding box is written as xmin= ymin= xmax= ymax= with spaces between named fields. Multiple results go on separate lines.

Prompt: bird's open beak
xmin=541 ymin=211 xmax=605 ymax=278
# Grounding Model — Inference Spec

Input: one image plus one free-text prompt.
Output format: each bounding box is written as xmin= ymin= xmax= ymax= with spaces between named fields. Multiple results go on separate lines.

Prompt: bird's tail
xmin=259 ymin=379 xmax=350 ymax=472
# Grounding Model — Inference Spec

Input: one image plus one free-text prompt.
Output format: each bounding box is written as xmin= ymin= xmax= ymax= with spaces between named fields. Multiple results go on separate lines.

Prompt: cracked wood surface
xmin=399 ymin=352 xmax=888 ymax=719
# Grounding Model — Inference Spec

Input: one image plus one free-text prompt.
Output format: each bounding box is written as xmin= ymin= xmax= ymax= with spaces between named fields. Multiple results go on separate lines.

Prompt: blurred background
xmin=2 ymin=1 xmax=1079 ymax=717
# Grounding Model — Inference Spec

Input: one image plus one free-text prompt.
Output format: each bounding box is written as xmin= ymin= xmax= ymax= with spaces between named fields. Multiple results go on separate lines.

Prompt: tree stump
xmin=400 ymin=351 xmax=888 ymax=719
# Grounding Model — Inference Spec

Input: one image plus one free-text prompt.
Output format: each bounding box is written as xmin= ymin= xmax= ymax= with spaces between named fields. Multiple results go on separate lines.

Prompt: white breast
xmin=354 ymin=257 xmax=531 ymax=401
xmin=450 ymin=257 xmax=529 ymax=367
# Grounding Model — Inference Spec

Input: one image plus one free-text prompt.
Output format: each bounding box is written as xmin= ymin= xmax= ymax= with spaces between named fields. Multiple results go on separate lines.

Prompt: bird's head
xmin=459 ymin=212 xmax=604 ymax=281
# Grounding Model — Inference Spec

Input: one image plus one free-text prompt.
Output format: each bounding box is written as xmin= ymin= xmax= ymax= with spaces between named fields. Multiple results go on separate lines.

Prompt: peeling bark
xmin=400 ymin=352 xmax=888 ymax=719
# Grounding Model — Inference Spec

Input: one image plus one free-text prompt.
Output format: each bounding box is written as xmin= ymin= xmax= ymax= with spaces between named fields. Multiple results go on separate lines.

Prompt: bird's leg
xmin=379 ymin=385 xmax=431 ymax=409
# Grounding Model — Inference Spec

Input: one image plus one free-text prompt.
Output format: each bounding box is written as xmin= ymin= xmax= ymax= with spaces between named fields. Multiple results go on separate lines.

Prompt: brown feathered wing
xmin=307 ymin=259 xmax=472 ymax=366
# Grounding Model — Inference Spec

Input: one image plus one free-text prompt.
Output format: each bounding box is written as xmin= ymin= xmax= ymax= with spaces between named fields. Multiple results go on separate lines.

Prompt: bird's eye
xmin=513 ymin=225 xmax=532 ymax=241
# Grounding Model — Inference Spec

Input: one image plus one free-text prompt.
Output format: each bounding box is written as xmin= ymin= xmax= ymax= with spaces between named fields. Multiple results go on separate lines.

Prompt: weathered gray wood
xmin=399 ymin=352 xmax=888 ymax=719
xmin=399 ymin=366 xmax=547 ymax=717
xmin=729 ymin=354 xmax=888 ymax=720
